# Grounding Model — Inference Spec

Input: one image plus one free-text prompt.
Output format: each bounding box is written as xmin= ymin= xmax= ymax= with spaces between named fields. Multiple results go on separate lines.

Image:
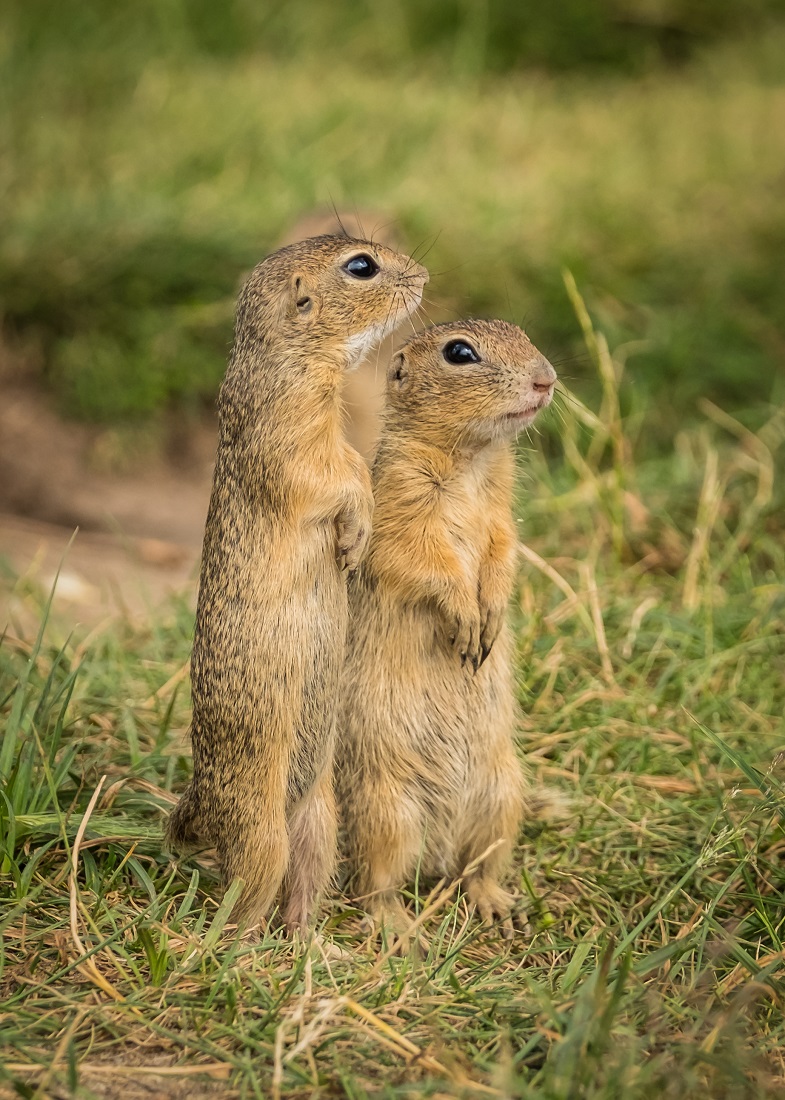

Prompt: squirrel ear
xmin=292 ymin=274 xmax=313 ymax=315
xmin=388 ymin=352 xmax=408 ymax=388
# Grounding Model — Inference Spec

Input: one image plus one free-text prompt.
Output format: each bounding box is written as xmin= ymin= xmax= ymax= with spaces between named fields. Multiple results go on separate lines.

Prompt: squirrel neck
xmin=220 ymin=337 xmax=346 ymax=460
xmin=373 ymin=428 xmax=509 ymax=488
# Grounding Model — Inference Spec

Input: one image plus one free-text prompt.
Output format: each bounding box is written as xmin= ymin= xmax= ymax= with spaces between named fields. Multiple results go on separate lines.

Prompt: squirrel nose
xmin=532 ymin=357 xmax=556 ymax=393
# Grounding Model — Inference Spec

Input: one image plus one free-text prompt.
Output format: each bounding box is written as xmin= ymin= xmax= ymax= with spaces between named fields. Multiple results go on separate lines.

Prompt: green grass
xmin=2 ymin=302 xmax=785 ymax=1097
xmin=1 ymin=4 xmax=785 ymax=437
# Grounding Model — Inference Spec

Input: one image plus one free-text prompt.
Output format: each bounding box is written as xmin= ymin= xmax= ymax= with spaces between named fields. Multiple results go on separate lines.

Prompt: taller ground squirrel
xmin=167 ymin=234 xmax=428 ymax=930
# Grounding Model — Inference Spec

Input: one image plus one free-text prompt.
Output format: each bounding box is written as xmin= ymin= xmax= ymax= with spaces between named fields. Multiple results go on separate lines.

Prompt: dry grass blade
xmin=140 ymin=659 xmax=191 ymax=710
xmin=580 ymin=559 xmax=615 ymax=686
xmin=343 ymin=997 xmax=501 ymax=1095
xmin=518 ymin=541 xmax=595 ymax=636
xmin=69 ymin=775 xmax=106 ymax=957
xmin=682 ymin=442 xmax=722 ymax=613
xmin=7 ymin=1063 xmax=233 ymax=1079
xmin=622 ymin=596 xmax=658 ymax=660
xmin=67 ymin=773 xmax=137 ymax=1009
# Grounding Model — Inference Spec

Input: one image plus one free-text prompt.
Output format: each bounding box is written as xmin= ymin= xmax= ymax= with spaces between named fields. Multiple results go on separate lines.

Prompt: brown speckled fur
xmin=337 ymin=320 xmax=557 ymax=936
xmin=166 ymin=234 xmax=427 ymax=931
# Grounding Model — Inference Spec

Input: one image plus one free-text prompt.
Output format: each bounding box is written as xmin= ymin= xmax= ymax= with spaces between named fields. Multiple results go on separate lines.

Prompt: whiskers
xmin=414 ymin=300 xmax=437 ymax=331
xmin=544 ymin=387 xmax=576 ymax=434
xmin=329 ymin=199 xmax=352 ymax=241
xmin=402 ymin=230 xmax=442 ymax=277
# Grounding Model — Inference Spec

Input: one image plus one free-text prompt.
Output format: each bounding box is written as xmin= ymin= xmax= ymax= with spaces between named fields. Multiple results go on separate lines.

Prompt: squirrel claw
xmin=461 ymin=650 xmax=480 ymax=674
xmin=478 ymin=602 xmax=505 ymax=665
xmin=444 ymin=606 xmax=482 ymax=671
xmin=499 ymin=916 xmax=515 ymax=941
xmin=335 ymin=526 xmax=368 ymax=573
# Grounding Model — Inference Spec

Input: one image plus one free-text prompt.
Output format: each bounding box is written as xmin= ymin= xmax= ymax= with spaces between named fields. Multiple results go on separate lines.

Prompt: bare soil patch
xmin=0 ymin=379 xmax=213 ymax=625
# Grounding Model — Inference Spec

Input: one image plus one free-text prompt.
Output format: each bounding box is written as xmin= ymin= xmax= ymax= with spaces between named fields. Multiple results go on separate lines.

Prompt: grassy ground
xmin=2 ymin=304 xmax=784 ymax=1097
xmin=2 ymin=6 xmax=785 ymax=437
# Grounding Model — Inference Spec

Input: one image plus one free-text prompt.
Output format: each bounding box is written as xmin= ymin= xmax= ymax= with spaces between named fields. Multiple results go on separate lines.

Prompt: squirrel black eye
xmin=443 ymin=339 xmax=480 ymax=365
xmin=343 ymin=253 xmax=379 ymax=279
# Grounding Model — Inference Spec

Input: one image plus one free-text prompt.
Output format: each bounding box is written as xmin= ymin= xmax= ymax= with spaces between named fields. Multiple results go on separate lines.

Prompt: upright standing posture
xmin=167 ymin=235 xmax=428 ymax=931
xmin=337 ymin=320 xmax=556 ymax=935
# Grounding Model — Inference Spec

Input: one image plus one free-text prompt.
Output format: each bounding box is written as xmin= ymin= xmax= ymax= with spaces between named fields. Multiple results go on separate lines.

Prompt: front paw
xmin=442 ymin=603 xmax=482 ymax=671
xmin=479 ymin=600 xmax=507 ymax=666
xmin=335 ymin=508 xmax=371 ymax=572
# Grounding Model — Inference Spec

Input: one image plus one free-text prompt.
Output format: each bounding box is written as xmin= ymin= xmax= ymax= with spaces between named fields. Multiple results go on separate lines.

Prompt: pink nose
xmin=532 ymin=357 xmax=557 ymax=394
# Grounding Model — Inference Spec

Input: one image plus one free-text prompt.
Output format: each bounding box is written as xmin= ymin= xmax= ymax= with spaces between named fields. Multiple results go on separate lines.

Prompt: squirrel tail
xmin=522 ymin=785 xmax=572 ymax=823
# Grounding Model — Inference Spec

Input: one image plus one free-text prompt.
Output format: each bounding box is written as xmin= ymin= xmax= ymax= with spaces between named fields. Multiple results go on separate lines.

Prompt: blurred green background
xmin=2 ymin=0 xmax=784 ymax=444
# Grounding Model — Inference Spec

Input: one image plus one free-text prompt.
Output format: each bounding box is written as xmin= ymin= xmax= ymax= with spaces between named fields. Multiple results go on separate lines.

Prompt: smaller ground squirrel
xmin=336 ymin=319 xmax=556 ymax=935
xmin=167 ymin=234 xmax=428 ymax=932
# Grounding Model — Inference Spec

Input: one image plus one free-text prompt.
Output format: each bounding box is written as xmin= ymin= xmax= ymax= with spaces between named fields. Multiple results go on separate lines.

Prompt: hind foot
xmin=466 ymin=878 xmax=516 ymax=939
xmin=360 ymin=895 xmax=409 ymax=937
xmin=359 ymin=897 xmax=426 ymax=954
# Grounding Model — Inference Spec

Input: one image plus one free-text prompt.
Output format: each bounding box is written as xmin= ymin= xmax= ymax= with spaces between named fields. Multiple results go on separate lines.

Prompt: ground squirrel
xmin=167 ymin=234 xmax=428 ymax=931
xmin=336 ymin=319 xmax=556 ymax=935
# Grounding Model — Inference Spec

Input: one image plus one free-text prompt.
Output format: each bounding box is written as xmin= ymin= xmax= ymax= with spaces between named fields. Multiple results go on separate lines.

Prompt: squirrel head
xmin=387 ymin=319 xmax=557 ymax=450
xmin=235 ymin=235 xmax=428 ymax=370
